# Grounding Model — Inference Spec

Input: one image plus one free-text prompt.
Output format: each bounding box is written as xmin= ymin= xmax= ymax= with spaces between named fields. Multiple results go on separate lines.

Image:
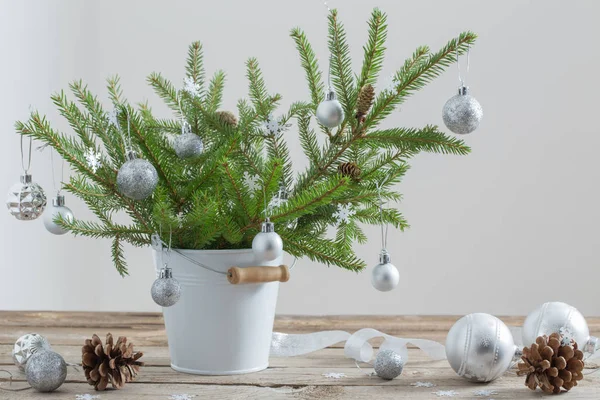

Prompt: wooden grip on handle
xmin=227 ymin=265 xmax=290 ymax=284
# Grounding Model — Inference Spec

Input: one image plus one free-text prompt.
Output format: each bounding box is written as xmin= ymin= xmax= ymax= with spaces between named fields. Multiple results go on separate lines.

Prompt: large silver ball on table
xmin=442 ymin=86 xmax=483 ymax=135
xmin=12 ymin=333 xmax=51 ymax=371
xmin=25 ymin=350 xmax=67 ymax=392
xmin=445 ymin=313 xmax=517 ymax=382
xmin=117 ymin=152 xmax=158 ymax=200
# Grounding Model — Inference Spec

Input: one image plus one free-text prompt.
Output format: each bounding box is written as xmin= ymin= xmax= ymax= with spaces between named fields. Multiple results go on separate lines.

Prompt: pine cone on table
xmin=517 ymin=332 xmax=585 ymax=394
xmin=82 ymin=333 xmax=144 ymax=391
xmin=337 ymin=162 xmax=361 ymax=180
xmin=355 ymin=84 xmax=375 ymax=123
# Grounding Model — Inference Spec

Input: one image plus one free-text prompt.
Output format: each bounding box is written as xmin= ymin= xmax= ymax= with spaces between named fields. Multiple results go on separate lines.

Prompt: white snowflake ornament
xmin=433 ymin=390 xmax=459 ymax=397
xmin=322 ymin=372 xmax=346 ymax=379
xmin=107 ymin=108 xmax=119 ymax=127
xmin=262 ymin=114 xmax=289 ymax=136
xmin=183 ymin=76 xmax=201 ymax=98
xmin=76 ymin=395 xmax=100 ymax=400
xmin=473 ymin=389 xmax=499 ymax=397
xmin=84 ymin=148 xmax=103 ymax=173
xmin=332 ymin=203 xmax=356 ymax=225
xmin=559 ymin=327 xmax=574 ymax=346
xmin=243 ymin=172 xmax=261 ymax=197
xmin=168 ymin=395 xmax=196 ymax=400
xmin=411 ymin=381 xmax=436 ymax=388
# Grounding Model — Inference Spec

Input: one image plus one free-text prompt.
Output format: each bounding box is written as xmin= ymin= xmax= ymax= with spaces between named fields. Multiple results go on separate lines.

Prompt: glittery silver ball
xmin=523 ymin=302 xmax=590 ymax=349
xmin=6 ymin=175 xmax=47 ymax=220
xmin=442 ymin=87 xmax=483 ymax=134
xmin=316 ymin=96 xmax=344 ymax=128
xmin=25 ymin=350 xmax=67 ymax=392
xmin=12 ymin=333 xmax=51 ymax=371
xmin=117 ymin=155 xmax=159 ymax=200
xmin=252 ymin=231 xmax=283 ymax=262
xmin=151 ymin=274 xmax=182 ymax=307
xmin=371 ymin=262 xmax=399 ymax=292
xmin=446 ymin=313 xmax=517 ymax=382
xmin=173 ymin=132 xmax=204 ymax=159
xmin=374 ymin=349 xmax=404 ymax=380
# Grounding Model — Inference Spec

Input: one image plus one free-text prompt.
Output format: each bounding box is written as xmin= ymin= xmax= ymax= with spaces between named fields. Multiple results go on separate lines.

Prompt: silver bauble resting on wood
xmin=252 ymin=218 xmax=283 ymax=262
xmin=12 ymin=333 xmax=51 ymax=371
xmin=446 ymin=313 xmax=518 ymax=382
xmin=523 ymin=301 xmax=598 ymax=354
xmin=442 ymin=86 xmax=483 ymax=135
xmin=43 ymin=195 xmax=74 ymax=235
xmin=151 ymin=267 xmax=182 ymax=307
xmin=25 ymin=350 xmax=67 ymax=392
xmin=117 ymin=151 xmax=159 ymax=200
xmin=316 ymin=90 xmax=344 ymax=128
xmin=173 ymin=123 xmax=204 ymax=159
xmin=6 ymin=174 xmax=47 ymax=220
xmin=371 ymin=251 xmax=399 ymax=292
xmin=374 ymin=349 xmax=404 ymax=380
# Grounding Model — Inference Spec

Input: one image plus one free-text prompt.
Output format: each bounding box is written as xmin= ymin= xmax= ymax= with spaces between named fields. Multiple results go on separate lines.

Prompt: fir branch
xmin=205 ymin=70 xmax=226 ymax=112
xmin=328 ymin=9 xmax=356 ymax=125
xmin=357 ymin=8 xmax=387 ymax=89
xmin=290 ymin=27 xmax=325 ymax=109
xmin=281 ymin=233 xmax=365 ymax=271
xmin=363 ymin=126 xmax=471 ymax=155
xmin=186 ymin=41 xmax=206 ymax=95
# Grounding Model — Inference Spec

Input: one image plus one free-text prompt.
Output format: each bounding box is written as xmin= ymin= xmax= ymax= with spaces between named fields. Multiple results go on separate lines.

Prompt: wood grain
xmin=0 ymin=312 xmax=598 ymax=399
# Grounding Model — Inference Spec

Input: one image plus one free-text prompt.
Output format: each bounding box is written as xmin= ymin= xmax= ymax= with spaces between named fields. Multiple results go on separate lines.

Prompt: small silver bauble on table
xmin=252 ymin=218 xmax=284 ymax=262
xmin=117 ymin=150 xmax=159 ymax=200
xmin=523 ymin=301 xmax=598 ymax=354
xmin=446 ymin=313 xmax=518 ymax=382
xmin=442 ymin=86 xmax=483 ymax=135
xmin=371 ymin=251 xmax=399 ymax=292
xmin=6 ymin=174 xmax=47 ymax=220
xmin=12 ymin=333 xmax=51 ymax=371
xmin=374 ymin=349 xmax=404 ymax=380
xmin=173 ymin=122 xmax=204 ymax=159
xmin=316 ymin=89 xmax=344 ymax=128
xmin=151 ymin=267 xmax=182 ymax=307
xmin=43 ymin=194 xmax=74 ymax=235
xmin=25 ymin=350 xmax=67 ymax=392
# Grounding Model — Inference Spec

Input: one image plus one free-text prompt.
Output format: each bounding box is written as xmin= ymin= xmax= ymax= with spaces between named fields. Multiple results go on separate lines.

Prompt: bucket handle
xmin=227 ymin=265 xmax=290 ymax=284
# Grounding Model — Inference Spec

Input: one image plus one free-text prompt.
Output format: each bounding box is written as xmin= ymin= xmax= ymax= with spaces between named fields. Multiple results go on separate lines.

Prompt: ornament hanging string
xmin=456 ymin=37 xmax=470 ymax=87
xmin=20 ymin=136 xmax=32 ymax=175
xmin=49 ymin=149 xmax=64 ymax=195
xmin=376 ymin=182 xmax=389 ymax=251
xmin=177 ymin=92 xmax=191 ymax=135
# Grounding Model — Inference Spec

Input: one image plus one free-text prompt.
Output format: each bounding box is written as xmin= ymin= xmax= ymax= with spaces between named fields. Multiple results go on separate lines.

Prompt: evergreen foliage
xmin=16 ymin=9 xmax=475 ymax=276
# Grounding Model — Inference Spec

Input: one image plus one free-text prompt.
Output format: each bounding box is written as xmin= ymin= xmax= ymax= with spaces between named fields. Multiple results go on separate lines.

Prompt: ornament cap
xmin=458 ymin=86 xmax=469 ymax=95
xmin=584 ymin=336 xmax=598 ymax=354
xmin=513 ymin=346 xmax=523 ymax=362
xmin=160 ymin=267 xmax=173 ymax=279
xmin=379 ymin=250 xmax=391 ymax=264
xmin=20 ymin=174 xmax=32 ymax=184
xmin=262 ymin=218 xmax=275 ymax=233
xmin=52 ymin=195 xmax=65 ymax=207
xmin=325 ymin=89 xmax=337 ymax=101
xmin=125 ymin=149 xmax=138 ymax=161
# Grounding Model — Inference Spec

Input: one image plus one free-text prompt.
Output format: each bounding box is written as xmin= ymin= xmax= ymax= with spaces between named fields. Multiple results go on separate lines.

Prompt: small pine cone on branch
xmin=337 ymin=162 xmax=361 ymax=180
xmin=355 ymin=84 xmax=375 ymax=123
xmin=82 ymin=333 xmax=144 ymax=391
xmin=216 ymin=111 xmax=238 ymax=127
xmin=517 ymin=332 xmax=585 ymax=394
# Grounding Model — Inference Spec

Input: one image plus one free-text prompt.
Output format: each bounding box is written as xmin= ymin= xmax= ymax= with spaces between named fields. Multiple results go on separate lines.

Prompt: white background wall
xmin=1 ymin=0 xmax=599 ymax=316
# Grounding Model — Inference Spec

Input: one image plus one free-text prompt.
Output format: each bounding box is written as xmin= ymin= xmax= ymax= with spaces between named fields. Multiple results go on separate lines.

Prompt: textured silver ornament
xmin=43 ymin=195 xmax=74 ymax=235
xmin=25 ymin=350 xmax=67 ymax=392
xmin=252 ymin=219 xmax=283 ymax=262
xmin=523 ymin=302 xmax=597 ymax=354
xmin=12 ymin=333 xmax=51 ymax=371
xmin=173 ymin=123 xmax=204 ymax=159
xmin=6 ymin=174 xmax=47 ymax=220
xmin=151 ymin=267 xmax=182 ymax=307
xmin=374 ymin=349 xmax=404 ymax=380
xmin=316 ymin=90 xmax=344 ymax=128
xmin=442 ymin=86 xmax=483 ymax=134
xmin=371 ymin=252 xmax=399 ymax=292
xmin=446 ymin=313 xmax=518 ymax=382
xmin=117 ymin=151 xmax=159 ymax=200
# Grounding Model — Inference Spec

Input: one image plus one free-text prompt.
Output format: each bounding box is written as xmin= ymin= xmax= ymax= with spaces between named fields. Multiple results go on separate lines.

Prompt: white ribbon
xmin=270 ymin=328 xmax=446 ymax=364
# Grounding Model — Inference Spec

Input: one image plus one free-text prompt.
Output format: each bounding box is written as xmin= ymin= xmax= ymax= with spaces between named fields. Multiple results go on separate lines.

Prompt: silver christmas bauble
xmin=117 ymin=151 xmax=159 ymax=200
xmin=446 ymin=313 xmax=517 ymax=382
xmin=151 ymin=268 xmax=181 ymax=307
xmin=316 ymin=90 xmax=344 ymax=128
xmin=252 ymin=219 xmax=283 ymax=262
xmin=173 ymin=132 xmax=204 ymax=159
xmin=371 ymin=252 xmax=399 ymax=292
xmin=442 ymin=86 xmax=483 ymax=135
xmin=12 ymin=333 xmax=51 ymax=371
xmin=43 ymin=195 xmax=74 ymax=235
xmin=25 ymin=350 xmax=67 ymax=392
xmin=6 ymin=174 xmax=47 ymax=220
xmin=523 ymin=302 xmax=596 ymax=353
xmin=374 ymin=349 xmax=404 ymax=380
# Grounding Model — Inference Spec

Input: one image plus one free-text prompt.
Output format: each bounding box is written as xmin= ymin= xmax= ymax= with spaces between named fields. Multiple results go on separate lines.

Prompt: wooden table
xmin=0 ymin=312 xmax=598 ymax=399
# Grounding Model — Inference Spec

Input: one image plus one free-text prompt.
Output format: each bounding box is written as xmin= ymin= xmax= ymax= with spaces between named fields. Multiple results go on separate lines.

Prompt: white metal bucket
xmin=152 ymin=248 xmax=281 ymax=375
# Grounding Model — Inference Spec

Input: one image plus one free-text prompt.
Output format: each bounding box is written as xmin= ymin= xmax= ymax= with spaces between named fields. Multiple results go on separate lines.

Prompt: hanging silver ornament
xmin=173 ymin=122 xmax=203 ymax=159
xmin=316 ymin=89 xmax=344 ymax=128
xmin=6 ymin=174 xmax=47 ymax=220
xmin=43 ymin=194 xmax=73 ymax=235
xmin=446 ymin=313 xmax=518 ymax=382
xmin=151 ymin=267 xmax=182 ymax=307
xmin=371 ymin=251 xmax=399 ymax=292
xmin=523 ymin=301 xmax=598 ymax=354
xmin=117 ymin=150 xmax=159 ymax=200
xmin=442 ymin=86 xmax=483 ymax=134
xmin=252 ymin=218 xmax=283 ymax=262
xmin=25 ymin=350 xmax=67 ymax=392
xmin=374 ymin=349 xmax=404 ymax=380
xmin=12 ymin=333 xmax=51 ymax=371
